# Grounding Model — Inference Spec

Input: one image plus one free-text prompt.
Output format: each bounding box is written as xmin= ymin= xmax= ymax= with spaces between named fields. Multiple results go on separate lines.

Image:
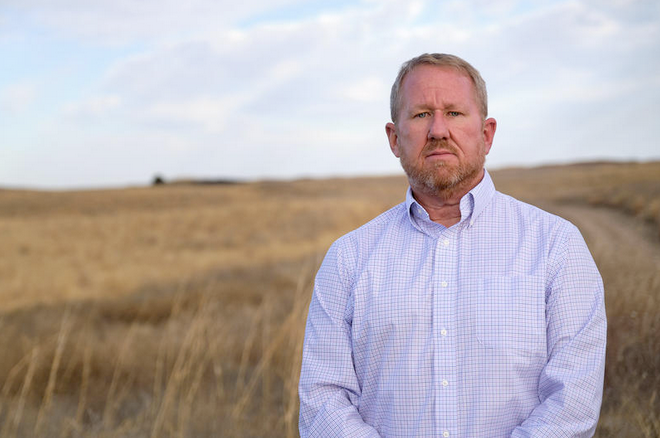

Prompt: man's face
xmin=386 ymin=65 xmax=496 ymax=197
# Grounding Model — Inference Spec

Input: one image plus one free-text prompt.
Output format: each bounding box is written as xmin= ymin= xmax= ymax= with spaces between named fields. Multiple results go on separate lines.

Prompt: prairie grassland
xmin=0 ymin=161 xmax=658 ymax=437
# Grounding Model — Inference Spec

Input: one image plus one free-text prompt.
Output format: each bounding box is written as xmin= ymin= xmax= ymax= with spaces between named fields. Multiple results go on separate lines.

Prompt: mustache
xmin=422 ymin=139 xmax=459 ymax=155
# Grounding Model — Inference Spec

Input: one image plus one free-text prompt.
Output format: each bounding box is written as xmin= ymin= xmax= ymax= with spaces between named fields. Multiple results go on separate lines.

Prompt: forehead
xmin=400 ymin=64 xmax=477 ymax=107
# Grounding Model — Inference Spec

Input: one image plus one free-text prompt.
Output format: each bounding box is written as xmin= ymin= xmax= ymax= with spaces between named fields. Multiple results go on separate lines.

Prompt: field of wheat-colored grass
xmin=0 ymin=161 xmax=658 ymax=437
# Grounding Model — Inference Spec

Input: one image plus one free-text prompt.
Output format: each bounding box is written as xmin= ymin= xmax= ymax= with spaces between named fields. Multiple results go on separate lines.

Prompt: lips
xmin=422 ymin=140 xmax=459 ymax=158
xmin=426 ymin=150 xmax=454 ymax=157
xmin=424 ymin=148 xmax=457 ymax=162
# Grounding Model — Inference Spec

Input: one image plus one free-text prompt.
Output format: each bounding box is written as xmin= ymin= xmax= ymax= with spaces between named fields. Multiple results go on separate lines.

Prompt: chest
xmin=349 ymin=232 xmax=548 ymax=359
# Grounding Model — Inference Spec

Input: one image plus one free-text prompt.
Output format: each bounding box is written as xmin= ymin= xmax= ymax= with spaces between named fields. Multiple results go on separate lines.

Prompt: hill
xmin=0 ymin=161 xmax=658 ymax=436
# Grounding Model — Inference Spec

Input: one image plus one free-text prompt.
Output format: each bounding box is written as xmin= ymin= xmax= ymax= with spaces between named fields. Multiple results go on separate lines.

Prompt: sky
xmin=1 ymin=0 xmax=659 ymax=189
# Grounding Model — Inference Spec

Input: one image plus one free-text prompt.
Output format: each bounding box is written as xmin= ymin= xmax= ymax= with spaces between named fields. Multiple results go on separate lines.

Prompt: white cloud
xmin=344 ymin=77 xmax=389 ymax=103
xmin=146 ymin=97 xmax=236 ymax=133
xmin=2 ymin=0 xmax=660 ymax=188
xmin=1 ymin=81 xmax=38 ymax=114
xmin=63 ymin=94 xmax=122 ymax=117
xmin=15 ymin=0 xmax=306 ymax=44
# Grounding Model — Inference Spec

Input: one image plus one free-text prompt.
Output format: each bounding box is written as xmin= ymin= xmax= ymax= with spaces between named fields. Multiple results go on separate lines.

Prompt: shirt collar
xmin=405 ymin=169 xmax=496 ymax=234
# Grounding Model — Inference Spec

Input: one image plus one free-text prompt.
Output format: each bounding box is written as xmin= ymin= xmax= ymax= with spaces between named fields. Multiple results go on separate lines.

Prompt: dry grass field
xmin=0 ymin=160 xmax=658 ymax=437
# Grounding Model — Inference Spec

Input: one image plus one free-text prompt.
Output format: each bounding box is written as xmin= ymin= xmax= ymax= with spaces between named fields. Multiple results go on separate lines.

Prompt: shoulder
xmin=490 ymin=190 xmax=578 ymax=235
xmin=320 ymin=202 xmax=408 ymax=281
xmin=488 ymin=191 xmax=588 ymax=266
xmin=333 ymin=202 xmax=408 ymax=251
xmin=312 ymin=203 xmax=408 ymax=313
xmin=491 ymin=191 xmax=597 ymax=283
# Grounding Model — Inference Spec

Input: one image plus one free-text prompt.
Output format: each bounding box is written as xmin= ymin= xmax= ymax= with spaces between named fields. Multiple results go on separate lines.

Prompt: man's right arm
xmin=298 ymin=242 xmax=381 ymax=437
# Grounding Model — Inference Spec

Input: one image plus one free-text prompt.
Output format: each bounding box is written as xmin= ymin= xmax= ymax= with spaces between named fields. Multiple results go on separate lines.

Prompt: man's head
xmin=385 ymin=54 xmax=496 ymax=200
xmin=390 ymin=53 xmax=489 ymax=123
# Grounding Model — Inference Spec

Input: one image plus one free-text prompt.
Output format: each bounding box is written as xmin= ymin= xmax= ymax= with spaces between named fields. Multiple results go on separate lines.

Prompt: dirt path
xmin=545 ymin=204 xmax=660 ymax=437
xmin=542 ymin=202 xmax=660 ymax=270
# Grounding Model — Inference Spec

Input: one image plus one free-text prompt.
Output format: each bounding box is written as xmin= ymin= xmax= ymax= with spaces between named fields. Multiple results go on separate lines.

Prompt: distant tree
xmin=152 ymin=174 xmax=165 ymax=185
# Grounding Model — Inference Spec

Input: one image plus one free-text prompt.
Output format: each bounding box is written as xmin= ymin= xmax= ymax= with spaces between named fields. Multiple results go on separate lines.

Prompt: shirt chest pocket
xmin=475 ymin=275 xmax=546 ymax=356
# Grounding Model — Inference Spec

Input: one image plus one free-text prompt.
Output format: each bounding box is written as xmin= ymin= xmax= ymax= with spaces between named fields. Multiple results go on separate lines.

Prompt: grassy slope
xmin=0 ymin=161 xmax=658 ymax=437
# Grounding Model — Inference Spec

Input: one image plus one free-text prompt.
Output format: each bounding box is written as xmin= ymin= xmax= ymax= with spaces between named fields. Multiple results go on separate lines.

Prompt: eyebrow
xmin=408 ymin=102 xmax=465 ymax=112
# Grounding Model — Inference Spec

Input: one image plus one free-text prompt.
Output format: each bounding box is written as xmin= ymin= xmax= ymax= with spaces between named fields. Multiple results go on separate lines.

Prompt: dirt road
xmin=545 ymin=202 xmax=660 ymax=437
xmin=543 ymin=202 xmax=660 ymax=271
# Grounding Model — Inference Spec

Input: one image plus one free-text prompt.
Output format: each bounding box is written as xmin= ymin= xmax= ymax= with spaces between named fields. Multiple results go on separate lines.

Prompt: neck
xmin=411 ymin=170 xmax=484 ymax=227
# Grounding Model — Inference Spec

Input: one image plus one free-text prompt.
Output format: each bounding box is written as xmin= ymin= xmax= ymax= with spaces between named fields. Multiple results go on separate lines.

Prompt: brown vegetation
xmin=0 ymin=161 xmax=658 ymax=436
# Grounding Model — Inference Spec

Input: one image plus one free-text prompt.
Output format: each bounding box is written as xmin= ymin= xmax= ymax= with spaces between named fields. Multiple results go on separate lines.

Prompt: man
xmin=299 ymin=53 xmax=606 ymax=437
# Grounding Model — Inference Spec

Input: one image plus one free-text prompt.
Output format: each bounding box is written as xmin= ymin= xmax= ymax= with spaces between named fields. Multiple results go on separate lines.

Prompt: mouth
xmin=425 ymin=150 xmax=455 ymax=159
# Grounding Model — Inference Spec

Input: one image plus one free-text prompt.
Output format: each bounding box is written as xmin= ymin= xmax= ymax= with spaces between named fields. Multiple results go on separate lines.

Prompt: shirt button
xmin=441 ymin=281 xmax=448 ymax=287
xmin=443 ymin=432 xmax=449 ymax=437
xmin=443 ymin=239 xmax=449 ymax=247
xmin=442 ymin=379 xmax=449 ymax=387
xmin=441 ymin=329 xmax=447 ymax=336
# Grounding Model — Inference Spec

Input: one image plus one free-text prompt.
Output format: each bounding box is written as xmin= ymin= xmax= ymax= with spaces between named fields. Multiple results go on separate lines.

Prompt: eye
xmin=448 ymin=111 xmax=461 ymax=117
xmin=415 ymin=112 xmax=431 ymax=119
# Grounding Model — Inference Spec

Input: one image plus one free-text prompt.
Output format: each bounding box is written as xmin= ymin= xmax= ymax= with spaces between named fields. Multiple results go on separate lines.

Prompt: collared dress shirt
xmin=299 ymin=170 xmax=606 ymax=437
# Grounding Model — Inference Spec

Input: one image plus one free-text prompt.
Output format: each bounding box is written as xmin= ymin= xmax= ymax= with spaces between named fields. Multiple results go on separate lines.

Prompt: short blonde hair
xmin=390 ymin=53 xmax=488 ymax=122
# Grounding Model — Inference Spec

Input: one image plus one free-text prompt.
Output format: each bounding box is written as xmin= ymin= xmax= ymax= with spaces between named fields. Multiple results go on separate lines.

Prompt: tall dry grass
xmin=0 ymin=260 xmax=315 ymax=437
xmin=0 ymin=176 xmax=406 ymax=436
xmin=0 ymin=161 xmax=658 ymax=436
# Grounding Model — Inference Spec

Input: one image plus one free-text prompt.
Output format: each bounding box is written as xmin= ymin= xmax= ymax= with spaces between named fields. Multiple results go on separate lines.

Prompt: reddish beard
xmin=399 ymin=138 xmax=486 ymax=197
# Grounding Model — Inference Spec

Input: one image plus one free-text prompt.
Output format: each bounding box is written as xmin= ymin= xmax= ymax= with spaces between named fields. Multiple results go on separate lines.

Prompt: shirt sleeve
xmin=511 ymin=223 xmax=607 ymax=437
xmin=298 ymin=240 xmax=381 ymax=438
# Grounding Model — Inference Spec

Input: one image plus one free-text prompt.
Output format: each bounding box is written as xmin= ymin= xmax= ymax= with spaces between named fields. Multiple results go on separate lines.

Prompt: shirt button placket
xmin=436 ymin=233 xmax=457 ymax=438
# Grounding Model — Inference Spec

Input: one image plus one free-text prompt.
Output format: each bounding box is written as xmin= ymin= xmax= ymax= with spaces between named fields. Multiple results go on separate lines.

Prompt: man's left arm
xmin=512 ymin=223 xmax=607 ymax=438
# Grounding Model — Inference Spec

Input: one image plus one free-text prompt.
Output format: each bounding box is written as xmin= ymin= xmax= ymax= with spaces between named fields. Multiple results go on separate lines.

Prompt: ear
xmin=385 ymin=122 xmax=400 ymax=158
xmin=482 ymin=117 xmax=497 ymax=155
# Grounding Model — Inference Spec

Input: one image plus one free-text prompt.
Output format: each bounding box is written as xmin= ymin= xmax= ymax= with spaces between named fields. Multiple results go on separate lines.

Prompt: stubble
xmin=399 ymin=138 xmax=486 ymax=200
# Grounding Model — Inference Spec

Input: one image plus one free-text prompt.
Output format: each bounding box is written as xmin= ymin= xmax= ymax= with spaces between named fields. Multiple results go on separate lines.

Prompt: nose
xmin=428 ymin=112 xmax=449 ymax=141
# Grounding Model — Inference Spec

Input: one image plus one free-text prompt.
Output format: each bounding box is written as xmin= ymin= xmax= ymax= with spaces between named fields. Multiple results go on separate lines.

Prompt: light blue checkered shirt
xmin=299 ymin=170 xmax=606 ymax=437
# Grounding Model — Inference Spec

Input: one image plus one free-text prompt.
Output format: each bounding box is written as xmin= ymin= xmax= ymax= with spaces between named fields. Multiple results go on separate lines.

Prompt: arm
xmin=298 ymin=241 xmax=381 ymax=438
xmin=512 ymin=224 xmax=607 ymax=437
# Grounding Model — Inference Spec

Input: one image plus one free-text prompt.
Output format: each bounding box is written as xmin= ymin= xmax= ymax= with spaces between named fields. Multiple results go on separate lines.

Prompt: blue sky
xmin=2 ymin=0 xmax=659 ymax=189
